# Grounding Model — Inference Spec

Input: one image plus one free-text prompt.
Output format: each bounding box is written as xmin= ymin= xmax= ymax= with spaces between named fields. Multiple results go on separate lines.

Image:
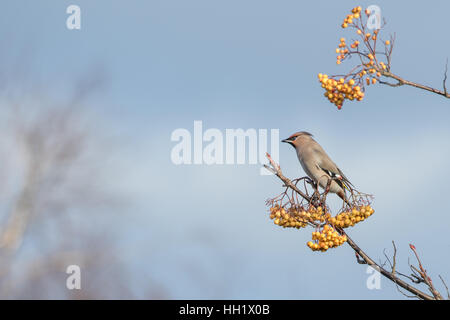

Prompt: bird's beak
xmin=281 ymin=138 xmax=291 ymax=144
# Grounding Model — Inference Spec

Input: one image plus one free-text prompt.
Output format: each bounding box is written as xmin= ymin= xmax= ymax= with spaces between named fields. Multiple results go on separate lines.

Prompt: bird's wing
xmin=316 ymin=164 xmax=354 ymax=191
xmin=312 ymin=146 xmax=354 ymax=190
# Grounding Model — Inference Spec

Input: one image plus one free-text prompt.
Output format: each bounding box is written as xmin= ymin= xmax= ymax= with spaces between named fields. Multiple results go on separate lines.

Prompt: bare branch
xmin=438 ymin=275 xmax=450 ymax=300
xmin=409 ymin=244 xmax=443 ymax=300
xmin=264 ymin=153 xmax=312 ymax=203
xmin=380 ymin=70 xmax=450 ymax=99
xmin=443 ymin=58 xmax=448 ymax=95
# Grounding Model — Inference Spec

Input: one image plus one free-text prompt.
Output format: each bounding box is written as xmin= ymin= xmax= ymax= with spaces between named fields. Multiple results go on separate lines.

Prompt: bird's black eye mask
xmin=281 ymin=136 xmax=298 ymax=148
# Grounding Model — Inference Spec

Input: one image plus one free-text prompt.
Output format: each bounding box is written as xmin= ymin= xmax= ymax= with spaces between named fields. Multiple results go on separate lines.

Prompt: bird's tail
xmin=341 ymin=180 xmax=352 ymax=192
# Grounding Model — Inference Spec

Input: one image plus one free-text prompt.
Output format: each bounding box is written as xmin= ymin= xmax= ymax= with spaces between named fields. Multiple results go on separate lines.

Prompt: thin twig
xmin=409 ymin=244 xmax=443 ymax=300
xmin=443 ymin=58 xmax=448 ymax=95
xmin=438 ymin=275 xmax=450 ymax=300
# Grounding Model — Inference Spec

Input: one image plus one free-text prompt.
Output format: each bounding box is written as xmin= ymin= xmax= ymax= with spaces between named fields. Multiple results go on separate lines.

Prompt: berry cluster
xmin=269 ymin=205 xmax=331 ymax=229
xmin=330 ymin=205 xmax=374 ymax=228
xmin=341 ymin=6 xmax=363 ymax=29
xmin=269 ymin=206 xmax=307 ymax=229
xmin=297 ymin=205 xmax=330 ymax=224
xmin=268 ymin=201 xmax=374 ymax=252
xmin=270 ymin=204 xmax=331 ymax=229
xmin=319 ymin=5 xmax=393 ymax=110
xmin=318 ymin=73 xmax=364 ymax=109
xmin=307 ymin=224 xmax=347 ymax=252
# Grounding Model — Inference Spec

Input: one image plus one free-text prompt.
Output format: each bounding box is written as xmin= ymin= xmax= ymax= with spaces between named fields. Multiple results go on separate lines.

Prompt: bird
xmin=282 ymin=131 xmax=353 ymax=204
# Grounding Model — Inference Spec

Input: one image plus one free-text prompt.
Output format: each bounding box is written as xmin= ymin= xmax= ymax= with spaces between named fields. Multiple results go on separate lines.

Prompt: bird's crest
xmin=288 ymin=131 xmax=313 ymax=140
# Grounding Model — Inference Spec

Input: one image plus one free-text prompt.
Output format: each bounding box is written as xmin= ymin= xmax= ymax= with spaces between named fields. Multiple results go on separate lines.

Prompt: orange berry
xmin=385 ymin=40 xmax=390 ymax=45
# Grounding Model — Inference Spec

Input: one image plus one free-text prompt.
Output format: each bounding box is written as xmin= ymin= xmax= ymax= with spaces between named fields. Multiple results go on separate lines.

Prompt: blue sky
xmin=2 ymin=1 xmax=450 ymax=299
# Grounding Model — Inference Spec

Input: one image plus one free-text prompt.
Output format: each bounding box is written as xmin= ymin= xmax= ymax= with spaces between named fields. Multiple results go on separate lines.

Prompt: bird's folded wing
xmin=317 ymin=164 xmax=354 ymax=191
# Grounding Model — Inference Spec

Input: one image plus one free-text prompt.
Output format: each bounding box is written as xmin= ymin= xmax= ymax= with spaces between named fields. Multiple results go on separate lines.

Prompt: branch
xmin=443 ymin=58 xmax=448 ymax=96
xmin=380 ymin=70 xmax=450 ymax=99
xmin=439 ymin=275 xmax=450 ymax=300
xmin=264 ymin=153 xmax=312 ymax=203
xmin=409 ymin=244 xmax=443 ymax=300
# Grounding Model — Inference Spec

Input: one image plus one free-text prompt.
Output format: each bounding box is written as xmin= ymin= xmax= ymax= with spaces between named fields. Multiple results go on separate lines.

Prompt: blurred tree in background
xmin=0 ymin=64 xmax=166 ymax=299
